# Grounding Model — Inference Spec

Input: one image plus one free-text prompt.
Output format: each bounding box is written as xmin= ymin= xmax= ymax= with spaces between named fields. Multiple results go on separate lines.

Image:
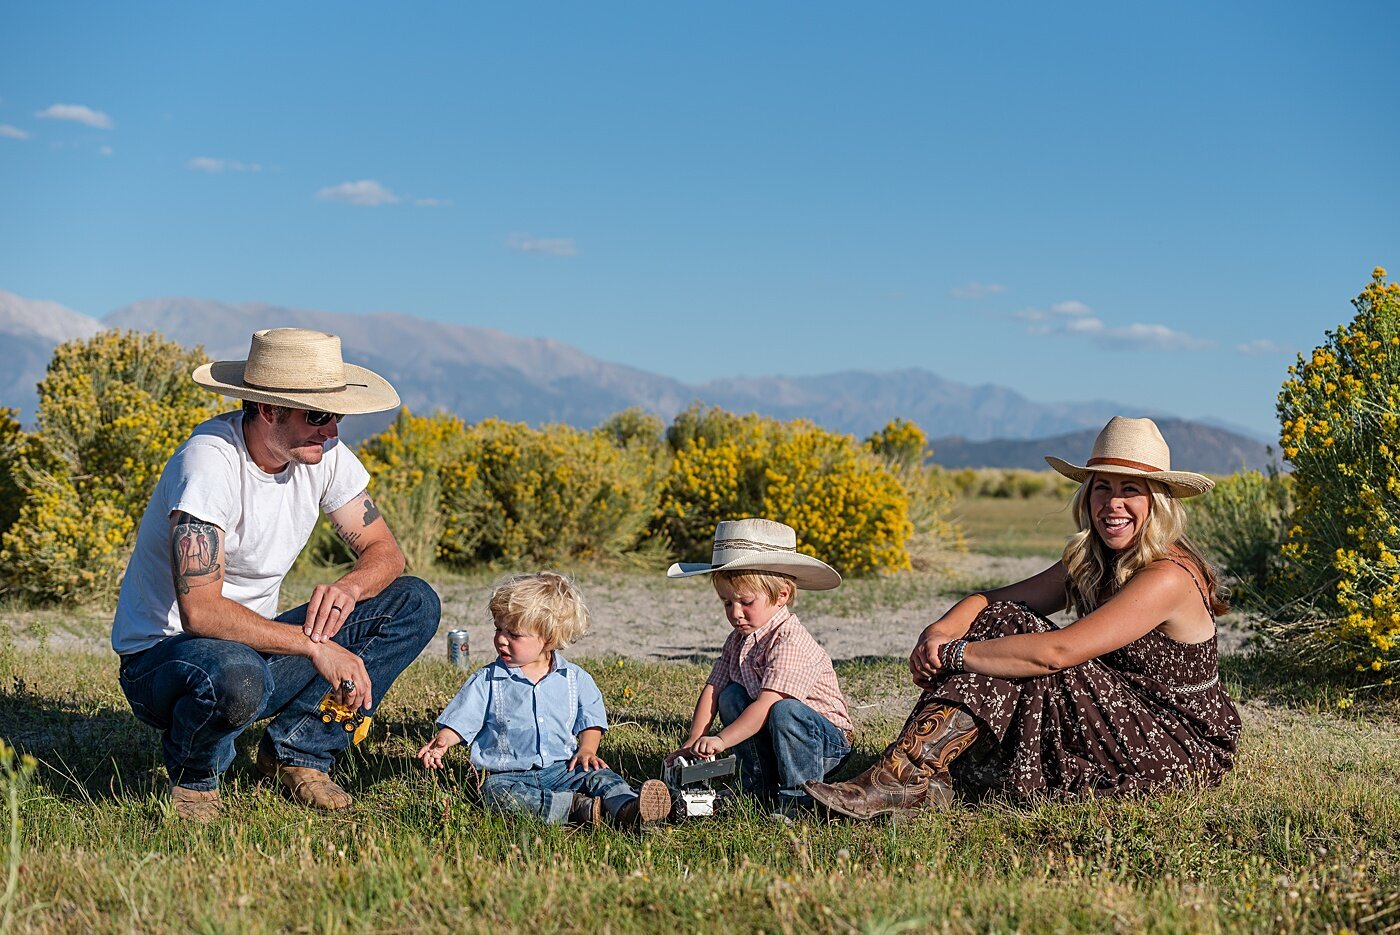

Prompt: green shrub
xmin=0 ymin=331 xmax=223 ymax=603
xmin=439 ymin=418 xmax=662 ymax=567
xmin=657 ymin=405 xmax=914 ymax=576
xmin=1188 ymin=468 xmax=1291 ymax=609
xmin=1275 ymin=268 xmax=1400 ymax=684
xmin=0 ymin=409 xmax=22 ymax=540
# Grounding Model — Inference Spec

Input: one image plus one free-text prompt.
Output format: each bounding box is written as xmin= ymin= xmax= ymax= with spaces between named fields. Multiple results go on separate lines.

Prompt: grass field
xmin=3 ymin=593 xmax=1399 ymax=934
xmin=948 ymin=495 xmax=1077 ymax=559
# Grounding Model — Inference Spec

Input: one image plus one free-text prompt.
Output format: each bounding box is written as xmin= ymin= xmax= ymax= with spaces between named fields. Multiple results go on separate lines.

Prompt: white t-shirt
xmin=111 ymin=411 xmax=372 ymax=655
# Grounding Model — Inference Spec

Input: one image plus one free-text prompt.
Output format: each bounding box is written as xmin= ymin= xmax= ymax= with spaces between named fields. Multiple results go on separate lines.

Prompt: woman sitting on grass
xmin=806 ymin=417 xmax=1243 ymax=818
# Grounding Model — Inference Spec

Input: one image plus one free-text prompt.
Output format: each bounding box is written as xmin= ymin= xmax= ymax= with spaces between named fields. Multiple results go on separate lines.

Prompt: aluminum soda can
xmin=447 ymin=629 xmax=470 ymax=670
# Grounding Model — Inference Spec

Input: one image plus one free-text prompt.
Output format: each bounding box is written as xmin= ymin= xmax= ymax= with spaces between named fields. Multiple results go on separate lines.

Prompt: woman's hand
xmin=909 ymin=633 xmax=950 ymax=686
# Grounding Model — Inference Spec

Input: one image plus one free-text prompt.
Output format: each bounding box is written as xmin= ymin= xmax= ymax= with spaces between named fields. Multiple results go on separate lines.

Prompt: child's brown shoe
xmin=568 ymin=792 xmax=603 ymax=826
xmin=613 ymin=780 xmax=671 ymax=832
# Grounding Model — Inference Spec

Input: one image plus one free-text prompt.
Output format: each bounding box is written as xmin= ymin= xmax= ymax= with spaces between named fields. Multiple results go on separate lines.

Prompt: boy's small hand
xmin=568 ymin=751 xmax=608 ymax=772
xmin=692 ymin=735 xmax=728 ymax=757
xmin=417 ymin=728 xmax=460 ymax=770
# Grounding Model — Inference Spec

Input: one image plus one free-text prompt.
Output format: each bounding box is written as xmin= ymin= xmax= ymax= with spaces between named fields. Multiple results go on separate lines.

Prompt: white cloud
xmin=188 ymin=156 xmax=262 ymax=173
xmin=950 ymin=281 xmax=1008 ymax=299
xmin=99 ymin=145 xmax=112 ymax=156
xmin=1021 ymin=306 xmax=1211 ymax=351
xmin=316 ymin=179 xmax=400 ymax=206
xmin=35 ymin=103 xmax=112 ymax=129
xmin=1236 ymin=338 xmax=1291 ymax=356
xmin=1050 ymin=300 xmax=1094 ymax=317
xmin=0 ymin=124 xmax=30 ymax=140
xmin=506 ymin=233 xmax=578 ymax=257
xmin=1095 ymin=322 xmax=1212 ymax=351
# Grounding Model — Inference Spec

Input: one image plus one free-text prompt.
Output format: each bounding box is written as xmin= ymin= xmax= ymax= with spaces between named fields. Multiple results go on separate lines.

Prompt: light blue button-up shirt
xmin=437 ymin=652 xmax=609 ymax=772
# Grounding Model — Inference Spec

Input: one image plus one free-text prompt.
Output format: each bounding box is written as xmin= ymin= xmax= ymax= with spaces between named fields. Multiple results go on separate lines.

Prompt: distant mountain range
xmin=930 ymin=420 xmax=1279 ymax=474
xmin=0 ymin=289 xmax=1276 ymax=471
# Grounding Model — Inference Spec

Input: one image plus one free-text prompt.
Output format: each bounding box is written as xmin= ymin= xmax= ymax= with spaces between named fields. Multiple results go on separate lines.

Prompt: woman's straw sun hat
xmin=192 ymin=328 xmax=400 ymax=414
xmin=1045 ymin=416 xmax=1214 ymax=498
xmin=667 ymin=518 xmax=842 ymax=590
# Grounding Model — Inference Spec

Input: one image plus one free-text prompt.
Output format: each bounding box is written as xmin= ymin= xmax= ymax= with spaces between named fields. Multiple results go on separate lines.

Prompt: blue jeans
xmin=717 ymin=682 xmax=851 ymax=804
xmin=118 ymin=576 xmax=440 ymax=791
xmin=481 ymin=760 xmax=639 ymax=823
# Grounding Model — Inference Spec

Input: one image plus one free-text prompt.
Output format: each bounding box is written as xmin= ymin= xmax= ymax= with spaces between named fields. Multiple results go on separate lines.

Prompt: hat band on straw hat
xmin=715 ymin=537 xmax=796 ymax=554
xmin=244 ymin=378 xmax=351 ymax=394
xmin=1088 ymin=457 xmax=1164 ymax=473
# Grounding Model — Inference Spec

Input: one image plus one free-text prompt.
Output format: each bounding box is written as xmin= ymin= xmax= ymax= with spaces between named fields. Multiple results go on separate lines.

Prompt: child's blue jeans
xmin=480 ymin=760 xmax=639 ymax=823
xmin=717 ymin=682 xmax=851 ymax=805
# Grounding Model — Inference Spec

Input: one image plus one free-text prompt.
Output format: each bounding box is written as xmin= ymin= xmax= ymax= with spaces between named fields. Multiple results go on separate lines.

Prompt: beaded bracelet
xmin=940 ymin=638 xmax=969 ymax=673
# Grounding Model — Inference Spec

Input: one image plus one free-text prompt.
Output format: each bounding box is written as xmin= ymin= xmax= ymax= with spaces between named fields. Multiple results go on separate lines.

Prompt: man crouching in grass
xmin=110 ymin=328 xmax=439 ymax=821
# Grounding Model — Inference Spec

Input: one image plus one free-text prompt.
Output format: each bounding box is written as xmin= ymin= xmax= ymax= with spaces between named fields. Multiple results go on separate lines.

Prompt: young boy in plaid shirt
xmin=666 ymin=518 xmax=853 ymax=815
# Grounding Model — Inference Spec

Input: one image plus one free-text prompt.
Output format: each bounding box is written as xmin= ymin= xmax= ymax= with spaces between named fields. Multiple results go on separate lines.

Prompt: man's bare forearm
xmin=332 ymin=538 xmax=405 ymax=604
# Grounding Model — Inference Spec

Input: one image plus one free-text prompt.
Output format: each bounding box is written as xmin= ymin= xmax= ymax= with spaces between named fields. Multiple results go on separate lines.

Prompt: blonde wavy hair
xmin=1062 ymin=475 xmax=1227 ymax=617
xmin=488 ymin=571 xmax=591 ymax=648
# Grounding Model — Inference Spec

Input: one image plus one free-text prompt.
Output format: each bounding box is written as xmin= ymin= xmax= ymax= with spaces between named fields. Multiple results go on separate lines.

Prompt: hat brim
xmin=192 ymin=360 xmax=400 ymax=415
xmin=1044 ymin=456 xmax=1214 ymax=498
xmin=667 ymin=553 xmax=842 ymax=591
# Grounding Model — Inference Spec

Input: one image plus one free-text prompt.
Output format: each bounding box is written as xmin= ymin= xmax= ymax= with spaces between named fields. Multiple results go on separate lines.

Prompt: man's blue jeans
xmin=117 ymin=576 xmax=440 ymax=791
xmin=480 ymin=760 xmax=640 ymax=823
xmin=716 ymin=681 xmax=851 ymax=805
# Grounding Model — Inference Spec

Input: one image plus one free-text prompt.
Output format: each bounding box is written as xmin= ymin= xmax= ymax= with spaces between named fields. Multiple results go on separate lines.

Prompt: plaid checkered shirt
xmin=706 ymin=605 xmax=853 ymax=736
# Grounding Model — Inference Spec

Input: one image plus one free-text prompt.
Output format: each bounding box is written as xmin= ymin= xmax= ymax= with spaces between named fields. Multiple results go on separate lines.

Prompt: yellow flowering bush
xmin=0 ymin=408 xmax=22 ymax=538
xmin=1275 ymin=268 xmax=1400 ymax=677
xmin=657 ymin=405 xmax=914 ymax=575
xmin=1188 ymin=467 xmax=1291 ymax=609
xmin=438 ymin=418 xmax=662 ymax=567
xmin=865 ymin=419 xmax=963 ymax=562
xmin=0 ymin=331 xmax=223 ymax=603
xmin=351 ymin=409 xmax=472 ymax=572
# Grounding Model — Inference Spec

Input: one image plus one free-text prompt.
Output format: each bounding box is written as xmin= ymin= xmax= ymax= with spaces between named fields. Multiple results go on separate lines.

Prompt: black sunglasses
xmin=303 ymin=410 xmax=345 ymax=427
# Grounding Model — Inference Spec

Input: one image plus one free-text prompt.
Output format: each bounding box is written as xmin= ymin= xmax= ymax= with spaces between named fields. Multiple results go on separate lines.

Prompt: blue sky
xmin=2 ymin=2 xmax=1396 ymax=439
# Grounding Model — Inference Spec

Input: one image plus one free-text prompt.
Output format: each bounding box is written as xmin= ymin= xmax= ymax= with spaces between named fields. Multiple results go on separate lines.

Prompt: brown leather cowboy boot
xmin=256 ymin=745 xmax=353 ymax=811
xmin=805 ymin=695 xmax=978 ymax=820
xmin=169 ymin=784 xmax=223 ymax=823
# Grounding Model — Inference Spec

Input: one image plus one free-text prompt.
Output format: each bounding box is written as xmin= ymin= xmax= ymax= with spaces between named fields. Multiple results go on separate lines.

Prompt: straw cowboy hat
xmin=1045 ymin=416 xmax=1214 ymax=498
xmin=667 ymin=518 xmax=842 ymax=590
xmin=192 ymin=328 xmax=400 ymax=414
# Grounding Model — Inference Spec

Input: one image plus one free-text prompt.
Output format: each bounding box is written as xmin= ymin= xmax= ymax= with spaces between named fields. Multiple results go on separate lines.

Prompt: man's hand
xmin=308 ymin=640 xmax=373 ymax=712
xmin=304 ymin=581 xmax=362 ymax=643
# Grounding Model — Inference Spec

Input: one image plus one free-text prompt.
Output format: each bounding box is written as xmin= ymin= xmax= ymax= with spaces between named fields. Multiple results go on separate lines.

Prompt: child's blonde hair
xmin=488 ymin=572 xmax=591 ymax=648
xmin=713 ymin=569 xmax=798 ymax=610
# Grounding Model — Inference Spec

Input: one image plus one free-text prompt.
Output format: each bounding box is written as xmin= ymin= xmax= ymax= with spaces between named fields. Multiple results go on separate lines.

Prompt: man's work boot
xmin=170 ymin=784 xmax=223 ymax=823
xmin=568 ymin=792 xmax=603 ymax=827
xmin=612 ymin=780 xmax=671 ymax=832
xmin=805 ymin=697 xmax=978 ymax=820
xmin=256 ymin=746 xmax=353 ymax=811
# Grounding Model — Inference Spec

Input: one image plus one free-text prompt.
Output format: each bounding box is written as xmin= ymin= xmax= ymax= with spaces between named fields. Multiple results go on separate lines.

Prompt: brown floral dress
xmin=928 ymin=586 xmax=1242 ymax=798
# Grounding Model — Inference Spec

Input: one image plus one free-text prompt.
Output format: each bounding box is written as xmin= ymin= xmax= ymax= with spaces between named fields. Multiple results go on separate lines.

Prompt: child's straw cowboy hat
xmin=667 ymin=518 xmax=842 ymax=590
xmin=1045 ymin=416 xmax=1214 ymax=498
xmin=192 ymin=328 xmax=400 ymax=414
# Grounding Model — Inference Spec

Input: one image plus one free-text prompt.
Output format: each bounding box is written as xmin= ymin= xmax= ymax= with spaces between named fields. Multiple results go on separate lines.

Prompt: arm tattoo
xmin=361 ymin=497 xmax=381 ymax=526
xmin=171 ymin=511 xmax=222 ymax=596
xmin=332 ymin=520 xmax=364 ymax=556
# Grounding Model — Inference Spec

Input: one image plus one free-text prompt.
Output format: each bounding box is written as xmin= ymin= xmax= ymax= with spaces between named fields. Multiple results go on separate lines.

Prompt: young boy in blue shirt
xmin=417 ymin=572 xmax=669 ymax=829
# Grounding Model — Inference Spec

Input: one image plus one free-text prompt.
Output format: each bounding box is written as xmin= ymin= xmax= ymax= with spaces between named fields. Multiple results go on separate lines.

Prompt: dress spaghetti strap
xmin=1165 ymin=557 xmax=1214 ymax=620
